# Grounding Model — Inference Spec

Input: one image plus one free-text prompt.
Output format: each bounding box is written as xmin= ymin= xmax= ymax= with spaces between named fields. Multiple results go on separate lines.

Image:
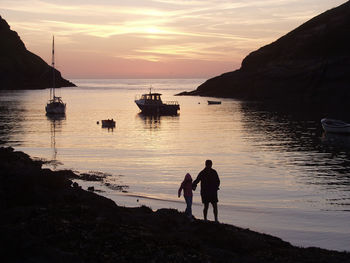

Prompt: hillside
xmin=0 ymin=16 xmax=75 ymax=90
xmin=181 ymin=1 xmax=350 ymax=110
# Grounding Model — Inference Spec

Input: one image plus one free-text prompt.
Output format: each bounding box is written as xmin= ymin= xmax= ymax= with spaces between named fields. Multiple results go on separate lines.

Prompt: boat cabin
xmin=141 ymin=93 xmax=162 ymax=102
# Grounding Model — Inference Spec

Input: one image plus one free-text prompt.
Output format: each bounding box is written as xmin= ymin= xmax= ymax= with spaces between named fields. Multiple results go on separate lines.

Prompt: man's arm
xmin=216 ymin=170 xmax=220 ymax=189
xmin=192 ymin=172 xmax=202 ymax=190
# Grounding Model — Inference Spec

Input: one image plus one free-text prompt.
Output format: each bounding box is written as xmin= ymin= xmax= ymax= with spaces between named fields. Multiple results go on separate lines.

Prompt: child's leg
xmin=185 ymin=196 xmax=192 ymax=217
xmin=188 ymin=195 xmax=192 ymax=217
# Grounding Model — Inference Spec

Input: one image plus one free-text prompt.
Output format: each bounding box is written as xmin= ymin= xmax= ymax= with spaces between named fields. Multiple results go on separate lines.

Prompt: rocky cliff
xmin=0 ymin=16 xmax=75 ymax=90
xmin=183 ymin=1 xmax=350 ymax=109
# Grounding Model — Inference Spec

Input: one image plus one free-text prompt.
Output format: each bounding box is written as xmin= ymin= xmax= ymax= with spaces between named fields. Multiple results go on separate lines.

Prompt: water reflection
xmin=319 ymin=132 xmax=350 ymax=179
xmin=136 ymin=113 xmax=179 ymax=130
xmin=239 ymin=101 xmax=339 ymax=153
xmin=101 ymin=125 xmax=116 ymax=132
xmin=46 ymin=114 xmax=65 ymax=169
xmin=0 ymin=93 xmax=26 ymax=146
xmin=321 ymin=132 xmax=350 ymax=151
xmin=239 ymin=101 xmax=350 ymax=210
xmin=102 ymin=126 xmax=115 ymax=132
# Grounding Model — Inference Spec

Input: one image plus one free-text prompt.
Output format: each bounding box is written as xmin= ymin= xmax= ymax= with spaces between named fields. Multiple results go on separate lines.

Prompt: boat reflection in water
xmin=321 ymin=132 xmax=350 ymax=151
xmin=46 ymin=114 xmax=65 ymax=169
xmin=137 ymin=113 xmax=161 ymax=130
xmin=137 ymin=113 xmax=180 ymax=130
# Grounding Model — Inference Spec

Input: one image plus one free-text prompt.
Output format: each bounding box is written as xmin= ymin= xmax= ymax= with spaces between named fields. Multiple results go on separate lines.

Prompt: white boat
xmin=46 ymin=36 xmax=66 ymax=115
xmin=135 ymin=89 xmax=180 ymax=115
xmin=321 ymin=118 xmax=350 ymax=134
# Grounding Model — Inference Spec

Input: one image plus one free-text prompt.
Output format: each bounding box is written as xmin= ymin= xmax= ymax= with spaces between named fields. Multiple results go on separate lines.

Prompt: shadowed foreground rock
xmin=1 ymin=147 xmax=349 ymax=262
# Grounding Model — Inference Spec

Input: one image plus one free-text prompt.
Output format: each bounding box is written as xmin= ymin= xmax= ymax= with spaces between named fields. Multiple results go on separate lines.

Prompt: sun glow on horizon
xmin=0 ymin=0 xmax=347 ymax=78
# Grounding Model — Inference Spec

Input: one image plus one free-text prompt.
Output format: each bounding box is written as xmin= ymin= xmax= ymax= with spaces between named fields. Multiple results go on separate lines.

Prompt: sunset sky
xmin=0 ymin=0 xmax=347 ymax=78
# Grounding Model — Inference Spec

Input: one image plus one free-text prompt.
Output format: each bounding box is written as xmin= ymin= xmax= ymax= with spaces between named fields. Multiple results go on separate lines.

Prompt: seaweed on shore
xmin=78 ymin=171 xmax=111 ymax=181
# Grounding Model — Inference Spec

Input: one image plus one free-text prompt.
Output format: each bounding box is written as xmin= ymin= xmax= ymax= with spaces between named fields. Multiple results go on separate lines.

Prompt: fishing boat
xmin=208 ymin=100 xmax=221 ymax=105
xmin=101 ymin=119 xmax=116 ymax=128
xmin=321 ymin=118 xmax=350 ymax=134
xmin=135 ymin=89 xmax=180 ymax=115
xmin=46 ymin=36 xmax=66 ymax=115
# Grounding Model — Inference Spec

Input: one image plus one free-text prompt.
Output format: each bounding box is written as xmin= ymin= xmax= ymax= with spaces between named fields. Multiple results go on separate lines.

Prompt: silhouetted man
xmin=192 ymin=160 xmax=220 ymax=222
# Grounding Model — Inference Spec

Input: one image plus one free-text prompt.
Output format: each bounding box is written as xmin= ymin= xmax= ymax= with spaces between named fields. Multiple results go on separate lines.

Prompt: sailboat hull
xmin=46 ymin=101 xmax=66 ymax=114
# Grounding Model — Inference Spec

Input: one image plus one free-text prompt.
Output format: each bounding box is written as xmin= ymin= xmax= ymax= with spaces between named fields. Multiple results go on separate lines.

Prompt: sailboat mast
xmin=52 ymin=35 xmax=55 ymax=98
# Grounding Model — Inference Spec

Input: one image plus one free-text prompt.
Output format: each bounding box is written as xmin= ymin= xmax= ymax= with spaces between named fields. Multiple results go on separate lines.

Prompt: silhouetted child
xmin=178 ymin=173 xmax=193 ymax=219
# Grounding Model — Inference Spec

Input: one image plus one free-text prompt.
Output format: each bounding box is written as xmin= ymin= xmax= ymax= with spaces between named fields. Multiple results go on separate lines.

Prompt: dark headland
xmin=0 ymin=16 xmax=75 ymax=90
xmin=1 ymin=146 xmax=349 ymax=262
xmin=178 ymin=1 xmax=350 ymax=114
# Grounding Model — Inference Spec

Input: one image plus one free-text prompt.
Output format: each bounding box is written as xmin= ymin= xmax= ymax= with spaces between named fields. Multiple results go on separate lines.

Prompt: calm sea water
xmin=0 ymin=79 xmax=349 ymax=251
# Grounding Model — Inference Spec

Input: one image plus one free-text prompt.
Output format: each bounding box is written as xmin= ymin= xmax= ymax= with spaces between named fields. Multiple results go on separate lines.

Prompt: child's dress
xmin=178 ymin=173 xmax=193 ymax=218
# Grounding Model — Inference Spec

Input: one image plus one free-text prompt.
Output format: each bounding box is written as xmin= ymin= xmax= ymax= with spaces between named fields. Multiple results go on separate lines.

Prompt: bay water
xmin=0 ymin=79 xmax=349 ymax=251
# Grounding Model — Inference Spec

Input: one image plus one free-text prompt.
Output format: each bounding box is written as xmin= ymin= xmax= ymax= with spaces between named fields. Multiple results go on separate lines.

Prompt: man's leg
xmin=203 ymin=202 xmax=209 ymax=220
xmin=212 ymin=202 xmax=218 ymax=222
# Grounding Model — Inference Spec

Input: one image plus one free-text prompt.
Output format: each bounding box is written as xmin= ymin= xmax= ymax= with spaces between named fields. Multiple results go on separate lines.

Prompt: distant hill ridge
xmin=182 ymin=1 xmax=350 ymax=109
xmin=0 ymin=16 xmax=75 ymax=90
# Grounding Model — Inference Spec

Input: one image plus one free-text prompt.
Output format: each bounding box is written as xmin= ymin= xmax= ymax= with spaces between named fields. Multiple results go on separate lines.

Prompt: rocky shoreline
xmin=1 ymin=146 xmax=349 ymax=262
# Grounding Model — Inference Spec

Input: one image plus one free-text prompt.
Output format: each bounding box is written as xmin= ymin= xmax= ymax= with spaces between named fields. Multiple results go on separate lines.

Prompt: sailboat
xmin=45 ymin=36 xmax=66 ymax=115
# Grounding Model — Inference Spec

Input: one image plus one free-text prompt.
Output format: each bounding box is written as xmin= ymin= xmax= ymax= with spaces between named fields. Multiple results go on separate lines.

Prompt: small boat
xmin=321 ymin=118 xmax=350 ymax=134
xmin=46 ymin=36 xmax=66 ymax=115
xmin=208 ymin=100 xmax=221 ymax=105
xmin=102 ymin=119 xmax=116 ymax=128
xmin=135 ymin=89 xmax=180 ymax=115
